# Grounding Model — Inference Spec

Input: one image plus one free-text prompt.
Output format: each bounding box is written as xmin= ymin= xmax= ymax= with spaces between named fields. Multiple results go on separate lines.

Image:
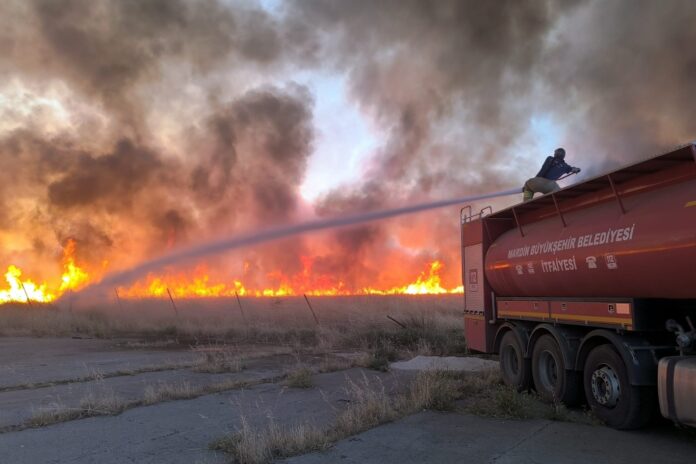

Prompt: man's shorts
xmin=524 ymin=177 xmax=560 ymax=195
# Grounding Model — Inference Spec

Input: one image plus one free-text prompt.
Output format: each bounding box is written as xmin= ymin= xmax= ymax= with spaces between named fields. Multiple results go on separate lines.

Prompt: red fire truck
xmin=461 ymin=143 xmax=696 ymax=429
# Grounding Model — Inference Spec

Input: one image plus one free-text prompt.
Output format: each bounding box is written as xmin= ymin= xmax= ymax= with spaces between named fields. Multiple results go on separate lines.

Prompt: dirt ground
xmin=0 ymin=336 xmax=694 ymax=464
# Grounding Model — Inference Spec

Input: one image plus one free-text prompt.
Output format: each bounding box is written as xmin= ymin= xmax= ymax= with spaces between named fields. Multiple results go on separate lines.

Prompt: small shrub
xmin=210 ymin=416 xmax=328 ymax=464
xmin=544 ymin=400 xmax=571 ymax=422
xmin=284 ymin=367 xmax=314 ymax=389
xmin=79 ymin=390 xmax=128 ymax=415
xmin=466 ymin=384 xmax=534 ymax=419
xmin=362 ymin=354 xmax=390 ymax=372
xmin=492 ymin=387 xmax=528 ymax=418
xmin=358 ymin=340 xmax=398 ymax=371
xmin=333 ymin=375 xmax=396 ymax=436
xmin=402 ymin=370 xmax=464 ymax=412
xmin=459 ymin=368 xmax=502 ymax=395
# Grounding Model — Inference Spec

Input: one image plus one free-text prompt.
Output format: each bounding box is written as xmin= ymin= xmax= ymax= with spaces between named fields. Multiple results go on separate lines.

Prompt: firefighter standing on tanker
xmin=522 ymin=148 xmax=581 ymax=201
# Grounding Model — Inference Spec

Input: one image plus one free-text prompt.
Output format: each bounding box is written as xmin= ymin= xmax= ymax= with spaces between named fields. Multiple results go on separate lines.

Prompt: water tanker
xmin=461 ymin=143 xmax=696 ymax=429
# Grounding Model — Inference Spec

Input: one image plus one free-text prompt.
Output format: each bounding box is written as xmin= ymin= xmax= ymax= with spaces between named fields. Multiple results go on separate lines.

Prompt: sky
xmin=297 ymin=73 xmax=565 ymax=202
xmin=0 ymin=0 xmax=695 ymax=296
xmin=295 ymin=72 xmax=379 ymax=201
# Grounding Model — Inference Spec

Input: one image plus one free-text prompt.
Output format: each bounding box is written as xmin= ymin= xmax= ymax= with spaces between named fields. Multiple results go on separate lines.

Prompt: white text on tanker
xmin=506 ymin=224 xmax=636 ymax=259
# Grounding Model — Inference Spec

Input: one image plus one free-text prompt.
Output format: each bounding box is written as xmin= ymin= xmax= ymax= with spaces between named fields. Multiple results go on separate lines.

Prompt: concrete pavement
xmin=283 ymin=410 xmax=696 ymax=464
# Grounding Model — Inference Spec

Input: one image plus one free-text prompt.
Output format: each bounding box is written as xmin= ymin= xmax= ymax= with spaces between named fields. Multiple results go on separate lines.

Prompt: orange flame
xmin=1 ymin=240 xmax=463 ymax=304
xmin=0 ymin=240 xmax=90 ymax=304
xmin=119 ymin=260 xmax=463 ymax=299
xmin=58 ymin=239 xmax=89 ymax=293
xmin=0 ymin=265 xmax=55 ymax=303
xmin=363 ymin=260 xmax=454 ymax=295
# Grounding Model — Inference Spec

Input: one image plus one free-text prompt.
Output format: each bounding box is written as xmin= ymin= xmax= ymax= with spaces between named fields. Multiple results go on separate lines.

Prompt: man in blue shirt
xmin=522 ymin=148 xmax=581 ymax=201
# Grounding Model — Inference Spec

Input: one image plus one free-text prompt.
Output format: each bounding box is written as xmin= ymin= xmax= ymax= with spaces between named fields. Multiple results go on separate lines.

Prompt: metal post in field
xmin=166 ymin=287 xmax=179 ymax=316
xmin=234 ymin=291 xmax=247 ymax=325
xmin=114 ymin=288 xmax=124 ymax=311
xmin=20 ymin=283 xmax=33 ymax=307
xmin=303 ymin=293 xmax=320 ymax=326
xmin=387 ymin=315 xmax=407 ymax=329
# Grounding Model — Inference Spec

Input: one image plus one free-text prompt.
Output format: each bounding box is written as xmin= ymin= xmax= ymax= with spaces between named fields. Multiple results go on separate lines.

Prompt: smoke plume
xmin=0 ymin=0 xmax=695 ymax=294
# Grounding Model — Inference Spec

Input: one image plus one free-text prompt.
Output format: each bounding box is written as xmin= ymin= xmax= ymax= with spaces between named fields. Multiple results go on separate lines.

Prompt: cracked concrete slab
xmin=2 ymin=338 xmax=693 ymax=464
xmin=0 ymin=368 xmax=404 ymax=464
xmin=0 ymin=360 xmax=285 ymax=429
xmin=0 ymin=338 xmax=198 ymax=389
xmin=282 ymin=411 xmax=696 ymax=464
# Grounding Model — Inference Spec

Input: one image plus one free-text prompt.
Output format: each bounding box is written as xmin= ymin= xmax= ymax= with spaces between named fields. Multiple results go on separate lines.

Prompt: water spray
xmin=81 ymin=186 xmax=522 ymax=296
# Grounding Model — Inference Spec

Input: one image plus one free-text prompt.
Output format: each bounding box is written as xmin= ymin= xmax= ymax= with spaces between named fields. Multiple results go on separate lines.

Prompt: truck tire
xmin=499 ymin=331 xmax=530 ymax=391
xmin=532 ymin=335 xmax=581 ymax=405
xmin=583 ymin=344 xmax=654 ymax=429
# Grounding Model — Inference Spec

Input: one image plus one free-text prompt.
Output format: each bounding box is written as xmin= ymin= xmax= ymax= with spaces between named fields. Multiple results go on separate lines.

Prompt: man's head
xmin=554 ymin=148 xmax=566 ymax=160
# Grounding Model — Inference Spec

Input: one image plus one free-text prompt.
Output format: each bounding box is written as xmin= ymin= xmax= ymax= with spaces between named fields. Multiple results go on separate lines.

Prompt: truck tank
xmin=484 ymin=177 xmax=696 ymax=299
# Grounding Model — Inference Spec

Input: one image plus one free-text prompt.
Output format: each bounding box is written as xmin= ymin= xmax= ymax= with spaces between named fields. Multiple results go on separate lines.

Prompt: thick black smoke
xmin=542 ymin=0 xmax=696 ymax=171
xmin=291 ymin=0 xmax=574 ymax=279
xmin=0 ymin=86 xmax=314 ymax=278
xmin=289 ymin=0 xmax=696 ymax=284
xmin=0 ymin=0 xmax=695 ymax=290
xmin=1 ymin=0 xmax=299 ymax=134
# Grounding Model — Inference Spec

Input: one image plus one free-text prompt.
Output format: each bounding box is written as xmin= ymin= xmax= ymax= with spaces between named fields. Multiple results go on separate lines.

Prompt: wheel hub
xmin=539 ymin=351 xmax=559 ymax=391
xmin=591 ymin=365 xmax=621 ymax=407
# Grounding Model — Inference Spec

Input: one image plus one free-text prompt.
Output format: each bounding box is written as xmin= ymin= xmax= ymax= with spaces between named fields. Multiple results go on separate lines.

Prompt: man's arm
xmin=561 ymin=160 xmax=580 ymax=175
xmin=535 ymin=156 xmax=554 ymax=178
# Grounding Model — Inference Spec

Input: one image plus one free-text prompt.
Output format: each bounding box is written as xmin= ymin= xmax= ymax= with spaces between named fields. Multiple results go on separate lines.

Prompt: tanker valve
xmin=666 ymin=318 xmax=696 ymax=354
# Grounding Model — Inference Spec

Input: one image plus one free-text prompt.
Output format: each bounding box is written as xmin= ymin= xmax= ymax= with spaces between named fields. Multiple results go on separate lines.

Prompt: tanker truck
xmin=461 ymin=143 xmax=696 ymax=429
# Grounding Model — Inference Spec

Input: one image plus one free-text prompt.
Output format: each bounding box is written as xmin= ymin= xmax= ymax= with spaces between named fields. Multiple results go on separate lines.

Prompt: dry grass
xmin=144 ymin=381 xmax=197 ymax=404
xmin=466 ymin=385 xmax=533 ymax=419
xmin=0 ymin=296 xmax=464 ymax=354
xmin=193 ymin=349 xmax=246 ymax=374
xmin=79 ymin=390 xmax=129 ymax=415
xmin=356 ymin=342 xmax=397 ymax=372
xmin=458 ymin=370 xmax=597 ymax=425
xmin=212 ymin=370 xmax=466 ymax=463
xmin=212 ymin=366 xmax=601 ymax=464
xmin=398 ymin=370 xmax=464 ymax=412
xmin=283 ymin=367 xmax=314 ymax=389
xmin=29 ymin=403 xmax=83 ymax=427
xmin=350 ymin=314 xmax=467 ymax=372
xmin=142 ymin=377 xmax=258 ymax=405
xmin=211 ymin=417 xmax=328 ymax=464
xmin=0 ymin=297 xmax=467 ymax=391
xmin=29 ymin=390 xmax=129 ymax=426
xmin=1 ymin=361 xmax=195 ymax=394
xmin=316 ymin=355 xmax=356 ymax=373
xmin=446 ymin=368 xmax=542 ymax=420
xmin=26 ymin=377 xmax=263 ymax=429
xmin=331 ymin=376 xmax=397 ymax=436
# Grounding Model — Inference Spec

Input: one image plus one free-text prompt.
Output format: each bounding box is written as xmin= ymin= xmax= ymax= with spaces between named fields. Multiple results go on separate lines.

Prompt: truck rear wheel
xmin=583 ymin=344 xmax=654 ymax=429
xmin=499 ymin=331 xmax=530 ymax=391
xmin=532 ymin=334 xmax=581 ymax=405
